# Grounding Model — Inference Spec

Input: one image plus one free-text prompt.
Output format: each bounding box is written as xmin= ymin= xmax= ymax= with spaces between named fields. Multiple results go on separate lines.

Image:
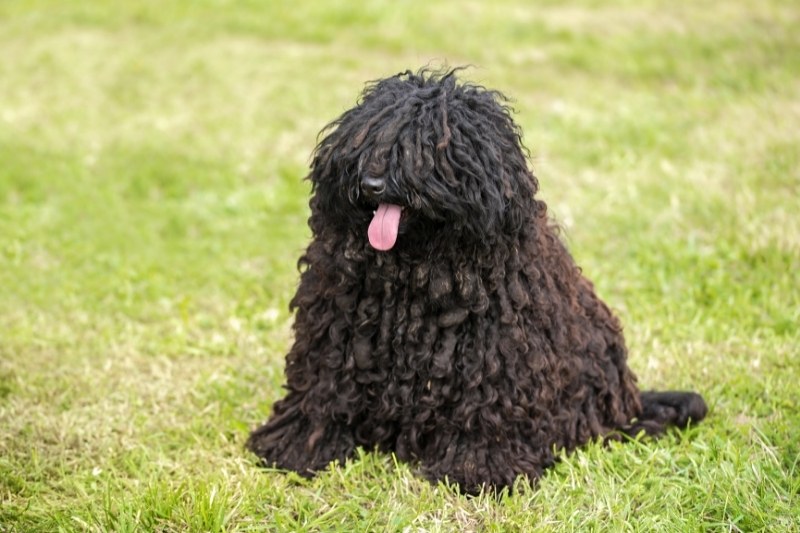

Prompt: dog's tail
xmin=615 ymin=391 xmax=708 ymax=439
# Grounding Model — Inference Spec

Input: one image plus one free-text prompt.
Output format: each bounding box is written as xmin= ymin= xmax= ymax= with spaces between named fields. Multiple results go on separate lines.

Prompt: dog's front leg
xmin=247 ymin=391 xmax=357 ymax=477
xmin=418 ymin=428 xmax=556 ymax=494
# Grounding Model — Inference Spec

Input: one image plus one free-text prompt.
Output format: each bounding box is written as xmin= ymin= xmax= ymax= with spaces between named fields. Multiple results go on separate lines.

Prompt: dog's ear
xmin=501 ymin=165 xmax=540 ymax=236
xmin=432 ymin=100 xmax=538 ymax=239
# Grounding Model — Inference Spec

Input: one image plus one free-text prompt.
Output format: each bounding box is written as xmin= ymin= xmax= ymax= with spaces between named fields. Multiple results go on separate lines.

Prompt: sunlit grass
xmin=1 ymin=1 xmax=798 ymax=531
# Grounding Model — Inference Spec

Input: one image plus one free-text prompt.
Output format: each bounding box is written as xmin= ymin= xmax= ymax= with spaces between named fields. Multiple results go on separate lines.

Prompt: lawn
xmin=1 ymin=0 xmax=798 ymax=531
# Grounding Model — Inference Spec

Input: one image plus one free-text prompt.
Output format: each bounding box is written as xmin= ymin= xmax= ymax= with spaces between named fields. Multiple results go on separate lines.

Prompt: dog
xmin=247 ymin=69 xmax=707 ymax=493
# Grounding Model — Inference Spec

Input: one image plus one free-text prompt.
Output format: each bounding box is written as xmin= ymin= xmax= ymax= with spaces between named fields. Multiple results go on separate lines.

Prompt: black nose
xmin=360 ymin=176 xmax=386 ymax=197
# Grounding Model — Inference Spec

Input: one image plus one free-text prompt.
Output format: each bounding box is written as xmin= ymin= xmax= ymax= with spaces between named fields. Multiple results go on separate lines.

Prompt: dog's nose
xmin=360 ymin=176 xmax=386 ymax=197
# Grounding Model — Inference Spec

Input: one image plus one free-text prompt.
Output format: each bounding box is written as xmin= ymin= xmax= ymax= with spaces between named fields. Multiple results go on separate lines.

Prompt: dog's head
xmin=308 ymin=69 xmax=539 ymax=252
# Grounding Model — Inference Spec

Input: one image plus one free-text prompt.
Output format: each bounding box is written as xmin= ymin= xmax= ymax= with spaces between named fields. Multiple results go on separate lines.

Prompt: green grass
xmin=1 ymin=0 xmax=798 ymax=531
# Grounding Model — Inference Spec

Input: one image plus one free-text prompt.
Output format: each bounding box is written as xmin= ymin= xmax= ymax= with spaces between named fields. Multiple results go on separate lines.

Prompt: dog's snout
xmin=360 ymin=176 xmax=386 ymax=197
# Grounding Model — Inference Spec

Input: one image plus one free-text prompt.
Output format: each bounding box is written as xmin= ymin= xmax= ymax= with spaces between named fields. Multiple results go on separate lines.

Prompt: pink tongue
xmin=368 ymin=203 xmax=402 ymax=251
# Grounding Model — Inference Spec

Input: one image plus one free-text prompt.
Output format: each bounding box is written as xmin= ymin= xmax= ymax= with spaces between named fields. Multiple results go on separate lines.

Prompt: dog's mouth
xmin=368 ymin=203 xmax=404 ymax=251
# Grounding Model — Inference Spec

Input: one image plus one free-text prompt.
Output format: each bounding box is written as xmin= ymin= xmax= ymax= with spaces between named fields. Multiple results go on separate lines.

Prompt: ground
xmin=0 ymin=1 xmax=798 ymax=531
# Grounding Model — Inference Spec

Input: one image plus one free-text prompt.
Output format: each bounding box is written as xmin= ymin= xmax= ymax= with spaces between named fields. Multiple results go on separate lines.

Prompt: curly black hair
xmin=247 ymin=69 xmax=707 ymax=493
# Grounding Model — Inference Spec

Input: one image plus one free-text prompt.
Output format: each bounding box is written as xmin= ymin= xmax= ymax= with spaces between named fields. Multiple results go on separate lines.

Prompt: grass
xmin=1 ymin=0 xmax=798 ymax=531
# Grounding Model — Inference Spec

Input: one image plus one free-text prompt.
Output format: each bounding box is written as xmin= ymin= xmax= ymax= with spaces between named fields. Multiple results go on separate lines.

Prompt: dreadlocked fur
xmin=247 ymin=69 xmax=707 ymax=493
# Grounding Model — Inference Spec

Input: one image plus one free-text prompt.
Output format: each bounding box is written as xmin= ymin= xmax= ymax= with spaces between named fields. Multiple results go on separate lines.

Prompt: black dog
xmin=247 ymin=69 xmax=707 ymax=493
